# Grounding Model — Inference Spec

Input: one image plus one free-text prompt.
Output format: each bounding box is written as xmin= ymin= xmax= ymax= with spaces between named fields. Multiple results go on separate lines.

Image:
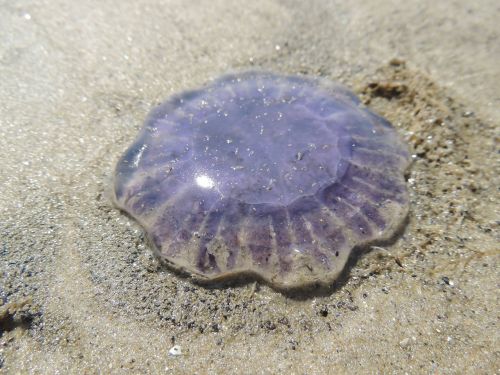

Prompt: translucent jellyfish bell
xmin=113 ymin=72 xmax=410 ymax=289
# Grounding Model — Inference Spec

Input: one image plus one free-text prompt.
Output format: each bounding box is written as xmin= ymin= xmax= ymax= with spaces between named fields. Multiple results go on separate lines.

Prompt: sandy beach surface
xmin=1 ymin=0 xmax=498 ymax=373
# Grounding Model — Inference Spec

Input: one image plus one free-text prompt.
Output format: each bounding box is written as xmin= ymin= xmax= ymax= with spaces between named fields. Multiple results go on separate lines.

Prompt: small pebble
xmin=168 ymin=345 xmax=182 ymax=356
xmin=441 ymin=276 xmax=454 ymax=286
xmin=399 ymin=338 xmax=410 ymax=348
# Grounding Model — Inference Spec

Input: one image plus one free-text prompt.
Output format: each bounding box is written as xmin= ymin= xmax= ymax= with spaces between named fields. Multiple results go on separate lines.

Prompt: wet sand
xmin=1 ymin=1 xmax=498 ymax=373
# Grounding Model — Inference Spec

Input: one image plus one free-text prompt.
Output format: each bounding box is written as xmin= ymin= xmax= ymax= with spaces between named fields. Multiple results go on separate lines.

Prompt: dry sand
xmin=1 ymin=1 xmax=498 ymax=373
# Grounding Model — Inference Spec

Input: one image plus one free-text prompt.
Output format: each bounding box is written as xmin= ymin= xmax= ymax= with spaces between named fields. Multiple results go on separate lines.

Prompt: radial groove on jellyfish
xmin=113 ymin=71 xmax=410 ymax=289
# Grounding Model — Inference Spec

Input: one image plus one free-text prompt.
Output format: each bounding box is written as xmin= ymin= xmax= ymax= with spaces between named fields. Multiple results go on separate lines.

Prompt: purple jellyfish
xmin=113 ymin=72 xmax=410 ymax=289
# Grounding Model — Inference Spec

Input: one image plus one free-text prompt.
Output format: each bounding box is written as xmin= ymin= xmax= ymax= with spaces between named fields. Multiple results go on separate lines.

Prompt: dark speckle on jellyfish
xmin=113 ymin=72 xmax=410 ymax=289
